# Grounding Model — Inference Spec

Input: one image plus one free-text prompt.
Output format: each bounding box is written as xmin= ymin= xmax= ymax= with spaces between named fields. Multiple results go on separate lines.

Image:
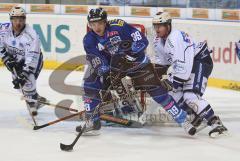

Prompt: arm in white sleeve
xmin=168 ymin=31 xmax=194 ymax=82
xmin=24 ymin=34 xmax=41 ymax=70
xmin=0 ymin=35 xmax=6 ymax=59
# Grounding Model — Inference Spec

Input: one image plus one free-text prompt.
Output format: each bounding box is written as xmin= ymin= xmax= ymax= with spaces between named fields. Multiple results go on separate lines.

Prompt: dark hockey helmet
xmin=87 ymin=7 xmax=107 ymax=22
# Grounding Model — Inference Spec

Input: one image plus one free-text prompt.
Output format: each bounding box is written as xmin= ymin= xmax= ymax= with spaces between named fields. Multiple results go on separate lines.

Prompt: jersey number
xmin=167 ymin=106 xmax=179 ymax=116
xmin=131 ymin=31 xmax=142 ymax=41
xmin=92 ymin=57 xmax=102 ymax=68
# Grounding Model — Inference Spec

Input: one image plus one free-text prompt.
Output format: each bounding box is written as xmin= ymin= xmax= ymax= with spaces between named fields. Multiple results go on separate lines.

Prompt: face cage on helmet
xmin=10 ymin=16 xmax=26 ymax=20
xmin=153 ymin=22 xmax=171 ymax=28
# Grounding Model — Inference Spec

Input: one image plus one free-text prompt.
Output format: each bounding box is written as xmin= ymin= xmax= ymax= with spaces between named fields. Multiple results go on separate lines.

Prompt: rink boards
xmin=0 ymin=13 xmax=239 ymax=90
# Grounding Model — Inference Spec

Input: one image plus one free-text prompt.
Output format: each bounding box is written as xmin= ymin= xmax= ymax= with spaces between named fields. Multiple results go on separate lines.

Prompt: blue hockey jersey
xmin=83 ymin=19 xmax=149 ymax=77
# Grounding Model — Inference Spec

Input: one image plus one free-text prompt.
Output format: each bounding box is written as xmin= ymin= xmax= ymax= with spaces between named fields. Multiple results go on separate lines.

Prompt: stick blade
xmin=128 ymin=120 xmax=143 ymax=128
xmin=33 ymin=126 xmax=40 ymax=130
xmin=60 ymin=143 xmax=73 ymax=152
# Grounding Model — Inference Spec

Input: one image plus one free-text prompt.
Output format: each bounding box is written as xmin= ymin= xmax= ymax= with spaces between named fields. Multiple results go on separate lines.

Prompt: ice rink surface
xmin=0 ymin=68 xmax=239 ymax=161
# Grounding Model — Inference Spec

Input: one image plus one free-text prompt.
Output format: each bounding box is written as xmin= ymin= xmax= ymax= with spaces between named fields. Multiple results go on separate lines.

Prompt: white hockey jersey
xmin=0 ymin=22 xmax=41 ymax=71
xmin=153 ymin=29 xmax=196 ymax=82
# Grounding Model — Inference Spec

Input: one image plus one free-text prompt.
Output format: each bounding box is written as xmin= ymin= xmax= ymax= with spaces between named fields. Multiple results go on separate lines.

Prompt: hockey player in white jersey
xmin=0 ymin=7 xmax=46 ymax=116
xmin=152 ymin=11 xmax=228 ymax=137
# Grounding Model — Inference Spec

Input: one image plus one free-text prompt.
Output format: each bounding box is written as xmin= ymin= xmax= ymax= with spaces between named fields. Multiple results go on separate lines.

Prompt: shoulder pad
xmin=24 ymin=25 xmax=38 ymax=40
xmin=108 ymin=19 xmax=125 ymax=27
xmin=0 ymin=22 xmax=11 ymax=33
xmin=83 ymin=32 xmax=96 ymax=45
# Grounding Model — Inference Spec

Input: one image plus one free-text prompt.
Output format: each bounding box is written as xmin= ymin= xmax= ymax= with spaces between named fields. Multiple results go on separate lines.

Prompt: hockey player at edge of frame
xmin=76 ymin=7 xmax=198 ymax=136
xmin=0 ymin=6 xmax=46 ymax=116
xmin=152 ymin=11 xmax=228 ymax=137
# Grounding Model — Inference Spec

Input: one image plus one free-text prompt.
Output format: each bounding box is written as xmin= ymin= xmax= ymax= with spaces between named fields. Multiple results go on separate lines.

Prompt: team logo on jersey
xmin=107 ymin=31 xmax=119 ymax=37
xmin=101 ymin=36 xmax=121 ymax=55
xmin=12 ymin=40 xmax=16 ymax=46
xmin=97 ymin=43 xmax=105 ymax=51
xmin=8 ymin=46 xmax=25 ymax=56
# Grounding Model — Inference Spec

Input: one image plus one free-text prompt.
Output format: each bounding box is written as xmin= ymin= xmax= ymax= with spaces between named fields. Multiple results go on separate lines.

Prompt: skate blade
xmin=83 ymin=131 xmax=101 ymax=136
xmin=75 ymin=130 xmax=101 ymax=136
xmin=209 ymin=131 xmax=229 ymax=138
xmin=82 ymin=130 xmax=101 ymax=136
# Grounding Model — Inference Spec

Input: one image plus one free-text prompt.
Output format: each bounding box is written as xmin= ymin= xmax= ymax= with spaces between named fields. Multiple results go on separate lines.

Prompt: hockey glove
xmin=165 ymin=74 xmax=185 ymax=92
xmin=14 ymin=69 xmax=30 ymax=87
xmin=2 ymin=53 xmax=16 ymax=73
xmin=160 ymin=79 xmax=173 ymax=91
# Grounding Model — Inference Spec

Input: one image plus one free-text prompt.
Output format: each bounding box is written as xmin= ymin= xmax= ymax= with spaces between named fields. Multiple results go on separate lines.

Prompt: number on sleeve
xmin=131 ymin=31 xmax=142 ymax=41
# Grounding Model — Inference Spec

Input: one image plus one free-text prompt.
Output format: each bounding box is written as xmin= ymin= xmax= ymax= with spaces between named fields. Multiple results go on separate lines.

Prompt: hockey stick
xmin=60 ymin=59 xmax=130 ymax=151
xmin=33 ymin=110 xmax=143 ymax=131
xmin=13 ymin=68 xmax=38 ymax=126
xmin=33 ymin=89 xmax=143 ymax=131
xmin=33 ymin=110 xmax=84 ymax=130
xmin=21 ymin=90 xmax=139 ymax=113
xmin=100 ymin=114 xmax=143 ymax=128
xmin=21 ymin=96 xmax=78 ymax=112
xmin=60 ymin=104 xmax=100 ymax=151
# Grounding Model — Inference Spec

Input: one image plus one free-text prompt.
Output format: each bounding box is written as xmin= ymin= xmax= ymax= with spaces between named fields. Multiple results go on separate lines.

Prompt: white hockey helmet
xmin=9 ymin=6 xmax=26 ymax=19
xmin=152 ymin=12 xmax=172 ymax=25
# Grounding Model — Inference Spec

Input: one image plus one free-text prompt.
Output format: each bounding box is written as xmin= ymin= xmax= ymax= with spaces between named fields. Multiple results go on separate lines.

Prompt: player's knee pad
xmin=169 ymin=90 xmax=184 ymax=103
xmin=183 ymin=92 xmax=210 ymax=115
xmin=21 ymin=74 xmax=37 ymax=99
xmin=170 ymin=92 xmax=196 ymax=116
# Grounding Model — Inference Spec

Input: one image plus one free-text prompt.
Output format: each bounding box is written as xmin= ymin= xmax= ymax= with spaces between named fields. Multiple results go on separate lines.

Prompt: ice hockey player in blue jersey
xmin=0 ymin=7 xmax=46 ymax=116
xmin=77 ymin=7 xmax=197 ymax=135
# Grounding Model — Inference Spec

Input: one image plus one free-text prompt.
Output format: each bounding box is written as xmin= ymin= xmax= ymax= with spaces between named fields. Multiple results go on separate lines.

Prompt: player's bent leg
xmin=130 ymin=63 xmax=196 ymax=135
xmin=183 ymin=92 xmax=228 ymax=137
xmin=148 ymin=87 xmax=196 ymax=135
xmin=76 ymin=96 xmax=102 ymax=135
xmin=181 ymin=55 xmax=228 ymax=136
xmin=21 ymin=74 xmax=39 ymax=116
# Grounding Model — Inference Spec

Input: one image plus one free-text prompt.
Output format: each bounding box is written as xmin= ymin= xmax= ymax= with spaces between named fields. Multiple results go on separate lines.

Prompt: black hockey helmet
xmin=87 ymin=7 xmax=107 ymax=22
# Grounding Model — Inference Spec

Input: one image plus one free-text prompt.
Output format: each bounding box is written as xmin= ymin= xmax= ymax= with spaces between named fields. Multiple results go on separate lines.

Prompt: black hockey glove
xmin=13 ymin=69 xmax=30 ymax=87
xmin=2 ymin=53 xmax=16 ymax=73
xmin=162 ymin=76 xmax=185 ymax=92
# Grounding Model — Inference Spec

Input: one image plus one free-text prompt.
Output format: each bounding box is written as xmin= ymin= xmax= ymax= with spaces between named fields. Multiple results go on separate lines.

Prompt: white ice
xmin=0 ymin=68 xmax=239 ymax=161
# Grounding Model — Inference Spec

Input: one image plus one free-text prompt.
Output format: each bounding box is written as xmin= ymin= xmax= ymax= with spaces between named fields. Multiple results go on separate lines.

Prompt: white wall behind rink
xmin=0 ymin=13 xmax=239 ymax=83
